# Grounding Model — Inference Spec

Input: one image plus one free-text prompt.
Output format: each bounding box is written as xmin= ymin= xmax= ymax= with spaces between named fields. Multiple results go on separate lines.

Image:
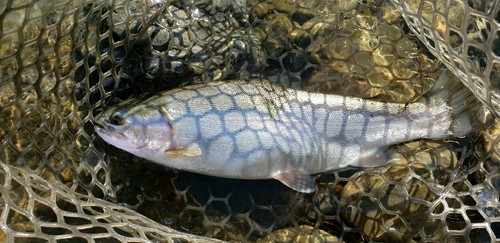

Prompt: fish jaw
xmin=94 ymin=123 xmax=121 ymax=146
xmin=94 ymin=119 xmax=144 ymax=155
xmin=94 ymin=112 xmax=127 ymax=149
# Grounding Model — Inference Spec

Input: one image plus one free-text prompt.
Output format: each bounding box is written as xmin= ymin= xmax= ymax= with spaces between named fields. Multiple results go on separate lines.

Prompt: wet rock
xmin=305 ymin=1 xmax=441 ymax=103
xmin=257 ymin=225 xmax=341 ymax=243
xmin=340 ymin=141 xmax=460 ymax=242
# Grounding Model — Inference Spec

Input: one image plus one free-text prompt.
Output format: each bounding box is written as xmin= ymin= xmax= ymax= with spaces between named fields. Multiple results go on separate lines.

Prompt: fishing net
xmin=0 ymin=0 xmax=498 ymax=242
xmin=392 ymin=0 xmax=500 ymax=117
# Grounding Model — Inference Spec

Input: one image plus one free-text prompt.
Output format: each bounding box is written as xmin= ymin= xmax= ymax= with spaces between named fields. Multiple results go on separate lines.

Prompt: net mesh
xmin=0 ymin=0 xmax=498 ymax=242
xmin=391 ymin=0 xmax=500 ymax=117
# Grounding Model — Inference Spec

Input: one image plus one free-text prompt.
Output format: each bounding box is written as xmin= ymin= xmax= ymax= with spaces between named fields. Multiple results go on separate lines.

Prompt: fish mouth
xmin=94 ymin=122 xmax=105 ymax=130
xmin=94 ymin=121 xmax=113 ymax=136
xmin=94 ymin=120 xmax=107 ymax=131
xmin=94 ymin=121 xmax=126 ymax=141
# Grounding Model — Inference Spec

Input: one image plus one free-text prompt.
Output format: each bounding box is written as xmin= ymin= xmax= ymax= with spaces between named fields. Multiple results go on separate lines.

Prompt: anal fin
xmin=352 ymin=147 xmax=391 ymax=168
xmin=273 ymin=169 xmax=316 ymax=193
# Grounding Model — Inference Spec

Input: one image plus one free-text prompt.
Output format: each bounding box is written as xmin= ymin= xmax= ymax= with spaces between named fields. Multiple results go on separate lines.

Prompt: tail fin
xmin=418 ymin=70 xmax=494 ymax=137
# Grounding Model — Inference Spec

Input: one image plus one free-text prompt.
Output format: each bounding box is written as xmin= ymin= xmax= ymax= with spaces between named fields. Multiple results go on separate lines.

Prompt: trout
xmin=94 ymin=72 xmax=491 ymax=193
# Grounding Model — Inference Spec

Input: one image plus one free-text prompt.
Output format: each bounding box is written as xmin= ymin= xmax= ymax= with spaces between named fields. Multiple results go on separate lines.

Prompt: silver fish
xmin=94 ymin=72 xmax=491 ymax=193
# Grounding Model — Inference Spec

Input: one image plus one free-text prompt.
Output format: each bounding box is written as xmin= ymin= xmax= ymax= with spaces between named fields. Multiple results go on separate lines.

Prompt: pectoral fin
xmin=165 ymin=144 xmax=202 ymax=157
xmin=273 ymin=169 xmax=316 ymax=193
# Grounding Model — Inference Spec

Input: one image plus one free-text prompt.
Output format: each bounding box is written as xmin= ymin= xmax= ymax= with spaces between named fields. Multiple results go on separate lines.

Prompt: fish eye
xmin=109 ymin=112 xmax=126 ymax=126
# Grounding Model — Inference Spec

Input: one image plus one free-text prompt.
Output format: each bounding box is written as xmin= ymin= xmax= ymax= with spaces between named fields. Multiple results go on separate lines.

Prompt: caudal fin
xmin=419 ymin=70 xmax=493 ymax=137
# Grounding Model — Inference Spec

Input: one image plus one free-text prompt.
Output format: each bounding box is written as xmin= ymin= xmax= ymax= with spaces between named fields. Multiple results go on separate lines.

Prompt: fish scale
xmin=95 ymin=77 xmax=489 ymax=193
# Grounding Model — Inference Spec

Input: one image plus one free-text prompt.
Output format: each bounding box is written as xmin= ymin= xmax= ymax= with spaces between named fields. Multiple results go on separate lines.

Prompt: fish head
xmin=94 ymin=103 xmax=172 ymax=157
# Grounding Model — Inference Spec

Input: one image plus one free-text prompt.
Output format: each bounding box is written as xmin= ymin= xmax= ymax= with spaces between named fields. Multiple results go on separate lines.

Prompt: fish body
xmin=95 ymin=75 xmax=489 ymax=192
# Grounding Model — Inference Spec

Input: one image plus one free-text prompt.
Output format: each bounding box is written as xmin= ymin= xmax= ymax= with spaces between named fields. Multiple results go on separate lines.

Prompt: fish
xmin=94 ymin=71 xmax=492 ymax=193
